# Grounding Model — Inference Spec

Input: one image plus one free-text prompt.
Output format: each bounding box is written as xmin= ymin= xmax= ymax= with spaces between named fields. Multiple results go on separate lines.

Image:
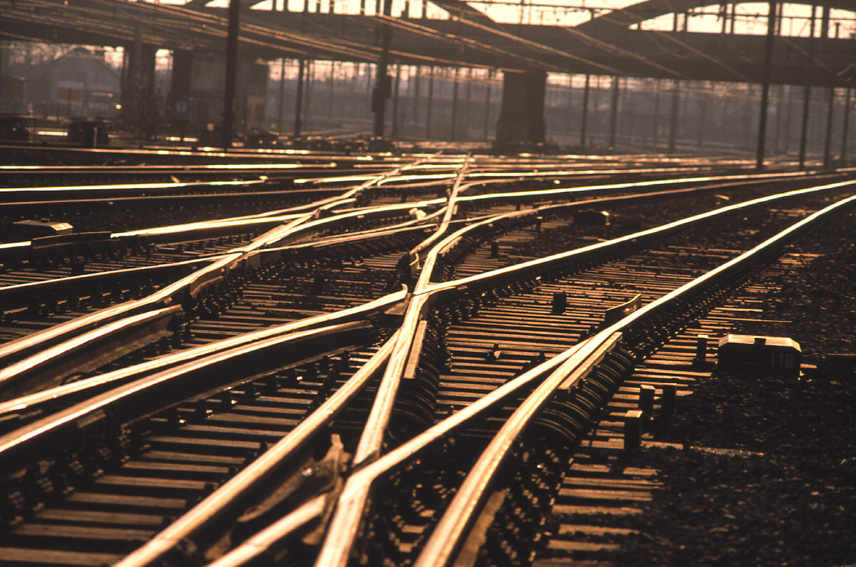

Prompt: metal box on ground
xmin=717 ymin=334 xmax=801 ymax=377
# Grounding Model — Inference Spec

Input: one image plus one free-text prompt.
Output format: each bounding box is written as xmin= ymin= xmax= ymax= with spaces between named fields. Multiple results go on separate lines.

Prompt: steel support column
xmin=124 ymin=28 xmax=156 ymax=140
xmin=821 ymin=6 xmax=833 ymax=168
xmin=169 ymin=50 xmax=193 ymax=140
xmin=783 ymin=86 xmax=793 ymax=154
xmin=328 ymin=61 xmax=335 ymax=120
xmin=729 ymin=2 xmax=736 ymax=33
xmin=773 ymin=85 xmax=783 ymax=152
xmin=294 ymin=59 xmax=305 ymax=136
xmin=126 ymin=25 xmax=142 ymax=113
xmin=400 ymin=65 xmax=409 ymax=128
xmin=580 ymin=74 xmax=590 ymax=147
xmin=304 ymin=61 xmax=313 ymax=131
xmin=799 ymin=5 xmax=817 ymax=169
xmin=823 ymin=86 xmax=835 ymax=168
xmin=668 ymin=80 xmax=680 ymax=152
xmin=798 ymin=85 xmax=811 ymax=168
xmin=451 ymin=67 xmax=460 ymax=141
xmin=608 ymin=75 xmax=619 ymax=150
xmin=372 ymin=0 xmax=392 ymax=137
xmin=391 ymin=64 xmax=401 ymax=138
xmin=366 ymin=63 xmax=373 ymax=97
xmin=755 ymin=0 xmax=777 ymax=169
xmin=426 ymin=66 xmax=434 ymax=139
xmin=483 ymin=71 xmax=492 ymax=141
xmin=495 ymin=70 xmax=546 ymax=148
xmin=278 ymin=59 xmax=287 ymax=133
xmin=652 ymin=80 xmax=660 ymax=149
xmin=841 ymin=88 xmax=852 ymax=166
xmin=412 ymin=66 xmax=421 ymax=128
xmin=222 ymin=0 xmax=240 ymax=149
xmin=464 ymin=68 xmax=472 ymax=140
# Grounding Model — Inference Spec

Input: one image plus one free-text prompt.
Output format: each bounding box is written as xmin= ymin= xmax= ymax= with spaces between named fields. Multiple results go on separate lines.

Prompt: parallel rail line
xmin=0 ymin=151 xmax=851 ymax=566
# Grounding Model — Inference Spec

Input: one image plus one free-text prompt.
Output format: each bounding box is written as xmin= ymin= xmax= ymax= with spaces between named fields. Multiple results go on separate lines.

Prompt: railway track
xmin=0 ymin=160 xmax=709 ymax=241
xmin=0 ymin=166 xmax=829 ymax=372
xmin=0 ymin=150 xmax=852 ymax=566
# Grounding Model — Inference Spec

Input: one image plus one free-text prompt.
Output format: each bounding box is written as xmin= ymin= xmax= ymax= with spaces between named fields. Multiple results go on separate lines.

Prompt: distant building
xmin=18 ymin=47 xmax=120 ymax=118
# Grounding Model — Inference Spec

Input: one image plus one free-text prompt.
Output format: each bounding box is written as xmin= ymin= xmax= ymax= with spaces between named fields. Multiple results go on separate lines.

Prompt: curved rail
xmin=0 ymin=157 xmax=431 ymax=392
xmin=353 ymin=155 xmax=470 ymax=463
xmin=0 ymin=320 xmax=371 ymax=471
xmin=0 ymin=287 xmax=407 ymax=426
xmin=414 ymin=190 xmax=856 ymax=566
xmin=113 ymin=332 xmax=400 ymax=567
xmin=313 ymin=177 xmax=855 ymax=566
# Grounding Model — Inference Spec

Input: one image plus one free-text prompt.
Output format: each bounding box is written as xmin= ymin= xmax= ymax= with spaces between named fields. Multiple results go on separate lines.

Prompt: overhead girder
xmin=1 ymin=0 xmax=854 ymax=86
xmin=579 ymin=0 xmax=856 ymax=32
xmin=425 ymin=0 xmax=498 ymax=26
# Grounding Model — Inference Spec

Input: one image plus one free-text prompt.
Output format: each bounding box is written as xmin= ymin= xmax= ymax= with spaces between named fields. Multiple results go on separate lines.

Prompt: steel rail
xmin=0 ymin=142 xmax=376 ymax=161
xmin=0 ymin=287 xmax=406 ymax=424
xmin=313 ymin=178 xmax=855 ymax=566
xmin=462 ymin=163 xmax=718 ymax=179
xmin=0 ymin=255 xmax=221 ymax=310
xmin=0 ymin=305 xmax=182 ymax=399
xmin=0 ymin=319 xmax=371 ymax=469
xmin=205 ymin=495 xmax=329 ymax=567
xmin=379 ymin=164 xmax=716 ymax=188
xmin=10 ymin=164 xmax=825 ymax=280
xmin=0 ymin=163 xmax=349 ymax=174
xmin=0 ymin=179 xmax=267 ymax=196
xmin=5 ymin=170 xmax=824 ymax=404
xmin=426 ymin=173 xmax=851 ymax=282
xmin=0 ymin=207 xmax=316 ymax=253
xmin=266 ymin=219 xmax=441 ymax=253
xmin=333 ymin=169 xmax=844 ymax=220
xmin=114 ymin=332 xmax=400 ymax=567
xmin=0 ymin=158 xmax=427 ymax=375
xmin=0 ymin=188 xmax=344 ymax=214
xmin=112 ymin=157 xmax=434 ymax=244
xmin=265 ymin=199 xmax=444 ymax=242
xmin=0 ymin=198 xmax=417 ymax=369
xmin=427 ymin=178 xmax=856 ymax=294
xmin=289 ymin=159 xmax=468 ymax=566
xmin=410 ymin=173 xmax=851 ymax=301
xmin=0 ymin=167 xmax=836 ymax=399
xmin=279 ymin=179 xmax=756 ymax=259
xmin=3 ymin=151 xmax=430 ymax=246
xmin=410 ymin=156 xmax=472 ymax=264
xmin=294 ymin=174 xmax=394 ymax=186
xmin=0 ymin=250 xmax=238 ymax=365
xmin=455 ymin=169 xmax=841 ymax=205
xmin=110 ymin=212 xmax=307 ymax=239
xmin=337 ymin=156 xmax=776 ymax=190
xmin=311 ymin=171 xmax=698 ymax=564
xmin=415 ymin=191 xmax=856 ymax=567
xmin=313 ymin=342 xmax=588 ymax=567
xmin=375 ymin=172 xmax=460 ymax=187
xmin=352 ymin=157 xmax=470 ymax=463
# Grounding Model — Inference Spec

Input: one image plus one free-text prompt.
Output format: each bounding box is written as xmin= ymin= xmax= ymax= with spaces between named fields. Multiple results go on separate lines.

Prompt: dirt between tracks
xmin=618 ymin=212 xmax=856 ymax=566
